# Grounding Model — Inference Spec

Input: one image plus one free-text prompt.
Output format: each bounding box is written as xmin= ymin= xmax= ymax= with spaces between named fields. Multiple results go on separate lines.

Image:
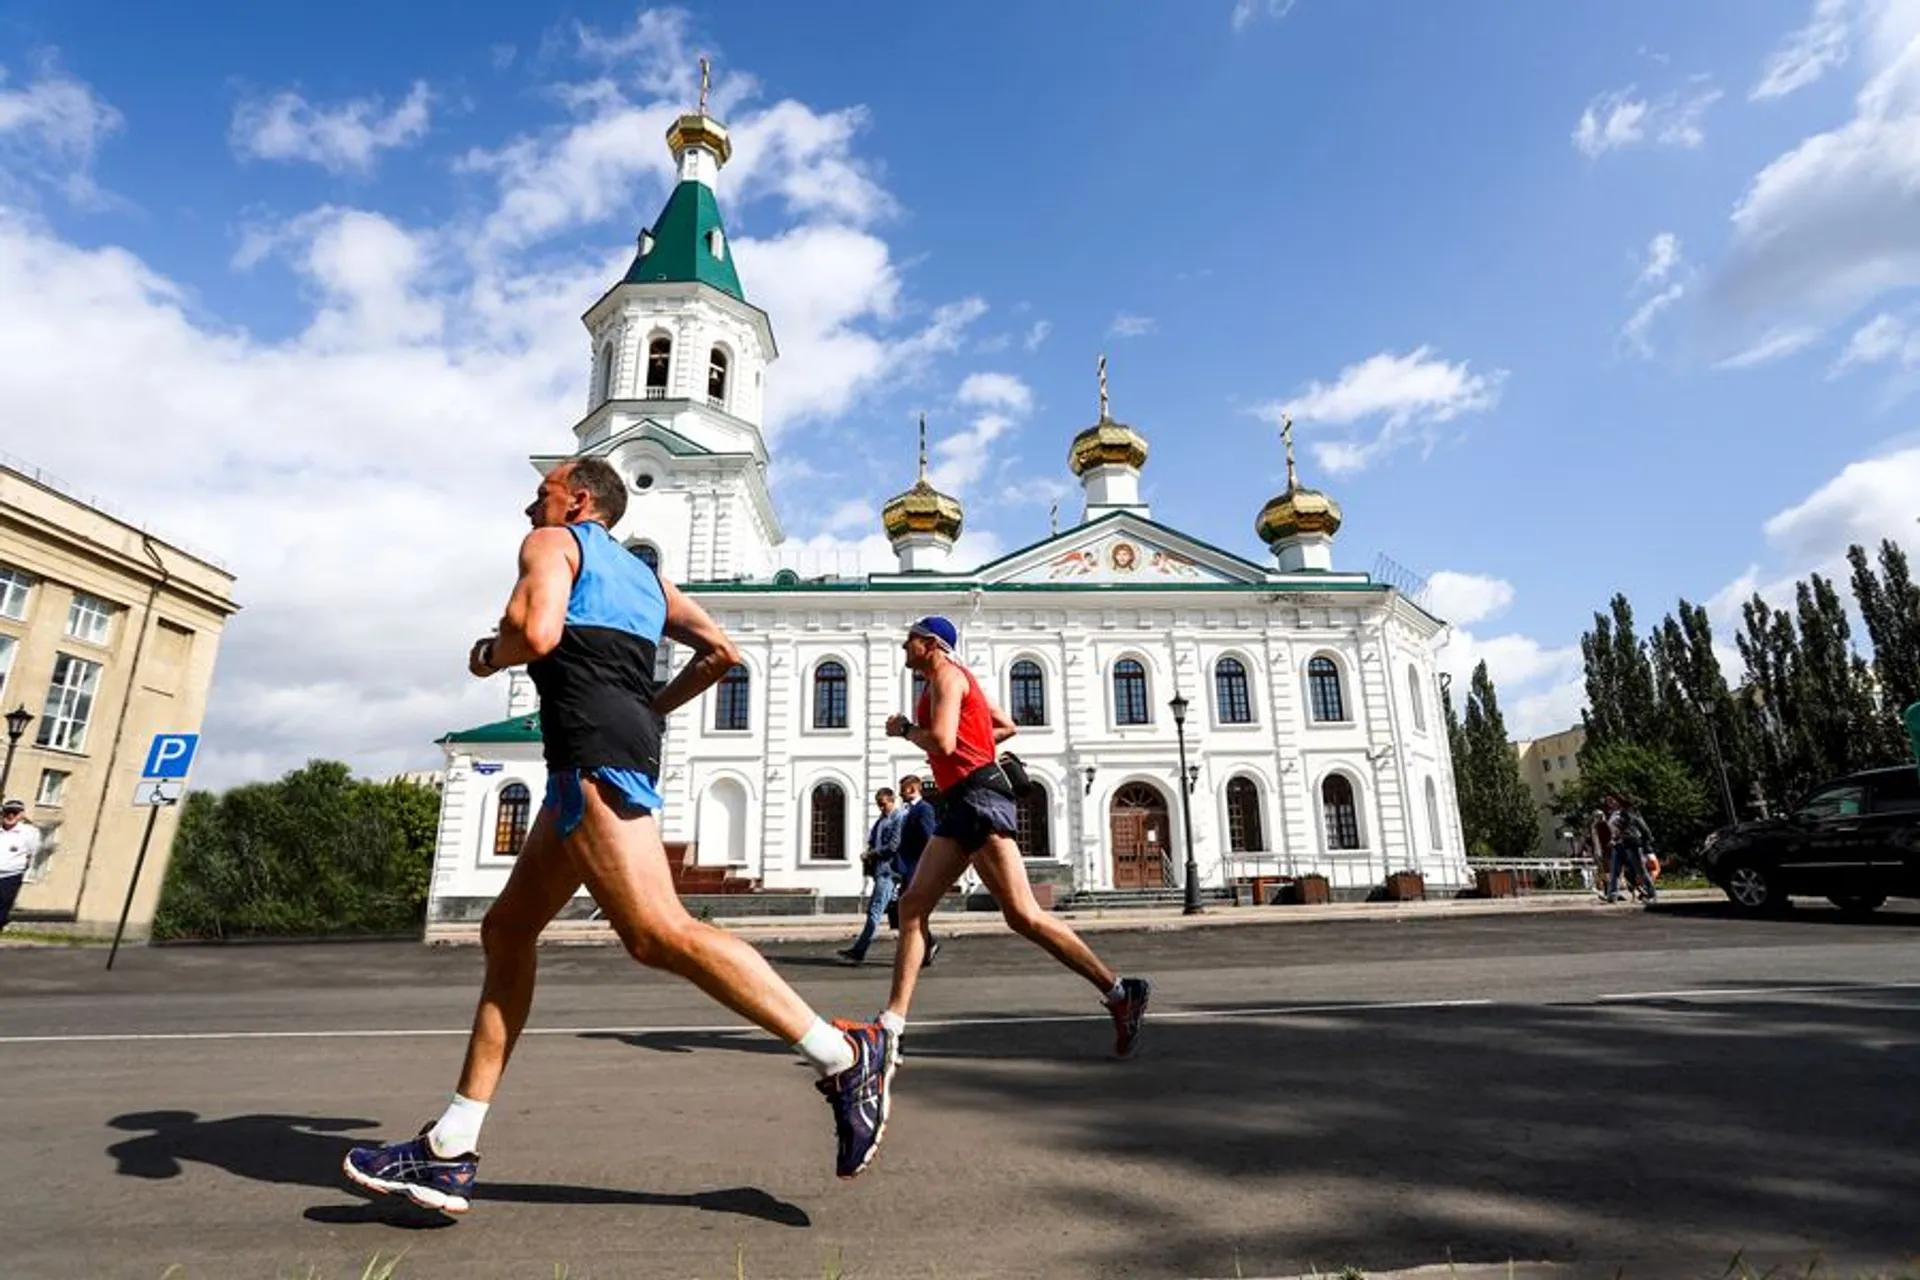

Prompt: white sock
xmin=794 ymin=1017 xmax=858 ymax=1077
xmin=1103 ymin=980 xmax=1127 ymax=1006
xmin=878 ymin=1010 xmax=906 ymax=1037
xmin=428 ymin=1092 xmax=489 ymax=1157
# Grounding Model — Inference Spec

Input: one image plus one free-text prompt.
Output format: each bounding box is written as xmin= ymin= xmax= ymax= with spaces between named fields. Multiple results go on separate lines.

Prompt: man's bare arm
xmin=988 ymin=701 xmax=1017 ymax=745
xmin=651 ymin=578 xmax=743 ymax=717
xmin=476 ymin=528 xmax=576 ymax=673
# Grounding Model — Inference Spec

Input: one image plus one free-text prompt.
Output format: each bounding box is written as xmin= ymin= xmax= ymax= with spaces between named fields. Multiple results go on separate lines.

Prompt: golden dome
xmin=1069 ymin=420 xmax=1149 ymax=475
xmin=667 ymin=112 xmax=733 ymax=166
xmin=1256 ymin=485 xmax=1343 ymax=544
xmin=883 ymin=416 xmax=964 ymax=544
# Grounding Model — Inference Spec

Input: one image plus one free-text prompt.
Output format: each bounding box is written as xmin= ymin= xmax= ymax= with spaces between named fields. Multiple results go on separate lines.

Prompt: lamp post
xmin=0 ymin=705 xmax=32 ymax=798
xmin=1673 ymin=685 xmax=1738 ymax=826
xmin=1169 ymin=690 xmax=1202 ymax=915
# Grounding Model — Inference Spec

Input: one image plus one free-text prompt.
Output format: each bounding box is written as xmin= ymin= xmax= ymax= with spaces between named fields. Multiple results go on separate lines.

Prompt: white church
xmin=424 ymin=93 xmax=1470 ymax=927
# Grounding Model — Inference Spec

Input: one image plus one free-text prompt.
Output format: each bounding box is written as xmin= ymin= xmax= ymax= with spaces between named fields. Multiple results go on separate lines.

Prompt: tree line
xmin=1446 ymin=539 xmax=1920 ymax=865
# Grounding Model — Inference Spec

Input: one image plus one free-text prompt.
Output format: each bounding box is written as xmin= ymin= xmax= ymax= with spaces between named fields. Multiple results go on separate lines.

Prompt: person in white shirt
xmin=0 ymin=798 xmax=40 ymax=930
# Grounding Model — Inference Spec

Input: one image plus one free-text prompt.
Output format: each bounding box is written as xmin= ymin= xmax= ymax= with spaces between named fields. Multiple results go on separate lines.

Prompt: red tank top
xmin=916 ymin=662 xmax=997 ymax=792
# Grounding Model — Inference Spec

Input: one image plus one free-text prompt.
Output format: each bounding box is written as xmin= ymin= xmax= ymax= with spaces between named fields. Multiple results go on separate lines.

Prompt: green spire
xmin=622 ymin=180 xmax=745 ymax=302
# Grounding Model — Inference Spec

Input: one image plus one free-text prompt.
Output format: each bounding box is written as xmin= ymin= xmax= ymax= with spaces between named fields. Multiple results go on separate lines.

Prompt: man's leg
xmin=970 ymin=835 xmax=1116 ymax=994
xmin=841 ymin=871 xmax=896 ymax=962
xmin=0 ymin=872 xmax=22 ymax=930
xmin=884 ymin=838 xmax=973 ymax=1021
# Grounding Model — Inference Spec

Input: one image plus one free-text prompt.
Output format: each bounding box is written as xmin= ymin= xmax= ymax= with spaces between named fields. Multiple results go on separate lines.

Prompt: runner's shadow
xmin=308 ymin=1184 xmax=809 ymax=1228
xmin=107 ymin=1110 xmax=377 ymax=1188
xmin=578 ymin=1029 xmax=792 ymax=1056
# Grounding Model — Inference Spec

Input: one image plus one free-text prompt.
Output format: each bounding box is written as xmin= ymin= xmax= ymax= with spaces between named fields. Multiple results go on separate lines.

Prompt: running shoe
xmin=1108 ymin=976 xmax=1152 ymax=1059
xmin=921 ymin=940 xmax=941 ymax=968
xmin=342 ymin=1124 xmax=479 ymax=1214
xmin=817 ymin=1020 xmax=894 ymax=1179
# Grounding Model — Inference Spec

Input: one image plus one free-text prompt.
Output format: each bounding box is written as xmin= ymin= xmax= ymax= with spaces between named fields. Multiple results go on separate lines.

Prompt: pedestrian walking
xmin=839 ymin=788 xmax=905 ymax=964
xmin=0 ymin=798 xmax=39 ymax=930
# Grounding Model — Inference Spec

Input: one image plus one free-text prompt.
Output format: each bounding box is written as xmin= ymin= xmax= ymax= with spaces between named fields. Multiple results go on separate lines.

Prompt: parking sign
xmin=142 ymin=733 xmax=200 ymax=779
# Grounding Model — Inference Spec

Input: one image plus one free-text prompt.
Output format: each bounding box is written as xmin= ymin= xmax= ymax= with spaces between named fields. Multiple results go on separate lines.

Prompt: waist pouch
xmin=949 ymin=760 xmax=1018 ymax=804
xmin=998 ymin=751 xmax=1033 ymax=797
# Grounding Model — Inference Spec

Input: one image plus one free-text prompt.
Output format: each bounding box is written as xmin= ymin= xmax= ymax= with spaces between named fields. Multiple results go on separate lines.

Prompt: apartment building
xmin=1512 ymin=724 xmax=1587 ymax=855
xmin=0 ymin=459 xmax=237 ymax=932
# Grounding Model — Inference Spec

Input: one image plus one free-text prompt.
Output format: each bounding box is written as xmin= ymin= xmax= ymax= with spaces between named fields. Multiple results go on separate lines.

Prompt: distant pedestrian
xmin=890 ymin=774 xmax=941 ymax=967
xmin=1603 ymin=794 xmax=1656 ymax=903
xmin=839 ymin=788 xmax=905 ymax=964
xmin=0 ymin=798 xmax=37 ymax=930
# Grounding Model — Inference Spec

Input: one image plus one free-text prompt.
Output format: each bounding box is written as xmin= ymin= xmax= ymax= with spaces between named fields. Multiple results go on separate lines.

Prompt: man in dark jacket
xmin=891 ymin=774 xmax=941 ymax=966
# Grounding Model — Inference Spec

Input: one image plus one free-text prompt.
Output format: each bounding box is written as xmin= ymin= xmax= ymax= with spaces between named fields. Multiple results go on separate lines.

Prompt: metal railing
xmin=1466 ymin=857 xmax=1596 ymax=893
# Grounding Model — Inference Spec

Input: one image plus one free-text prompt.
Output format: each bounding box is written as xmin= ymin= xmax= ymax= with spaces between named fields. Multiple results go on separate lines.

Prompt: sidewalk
xmin=424 ymin=888 xmax=1726 ymax=946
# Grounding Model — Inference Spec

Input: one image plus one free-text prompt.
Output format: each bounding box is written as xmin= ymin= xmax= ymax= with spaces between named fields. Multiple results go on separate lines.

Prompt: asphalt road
xmin=7 ymin=902 xmax=1920 ymax=1279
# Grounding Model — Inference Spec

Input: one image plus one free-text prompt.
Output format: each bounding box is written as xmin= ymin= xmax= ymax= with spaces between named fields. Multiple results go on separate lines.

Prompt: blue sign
xmin=474 ymin=762 xmax=503 ymax=776
xmin=142 ymin=734 xmax=200 ymax=780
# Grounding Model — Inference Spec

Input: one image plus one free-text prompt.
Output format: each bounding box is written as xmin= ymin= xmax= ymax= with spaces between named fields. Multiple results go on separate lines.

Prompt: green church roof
xmin=439 ymin=713 xmax=542 ymax=745
xmin=622 ymin=180 xmax=744 ymax=301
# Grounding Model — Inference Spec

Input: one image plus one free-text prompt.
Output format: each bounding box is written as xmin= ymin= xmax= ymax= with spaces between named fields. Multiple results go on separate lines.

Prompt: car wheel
xmin=1828 ymin=893 xmax=1887 ymax=918
xmin=1724 ymin=862 xmax=1784 ymax=913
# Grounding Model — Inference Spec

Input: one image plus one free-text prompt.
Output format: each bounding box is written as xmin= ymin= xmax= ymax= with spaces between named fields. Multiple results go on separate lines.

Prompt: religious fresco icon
xmin=1110 ymin=541 xmax=1139 ymax=573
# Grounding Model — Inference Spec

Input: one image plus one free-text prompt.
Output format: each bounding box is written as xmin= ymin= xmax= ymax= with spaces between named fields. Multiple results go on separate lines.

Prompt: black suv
xmin=1704 ymin=765 xmax=1920 ymax=915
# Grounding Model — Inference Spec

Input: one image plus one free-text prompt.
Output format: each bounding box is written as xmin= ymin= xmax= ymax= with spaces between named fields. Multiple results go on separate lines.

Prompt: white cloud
xmin=491 ymin=44 xmax=518 ymax=70
xmin=1572 ymin=81 xmax=1722 ymax=157
xmin=1621 ymin=283 xmax=1685 ymax=358
xmin=1762 ymin=444 xmax=1920 ymax=563
xmin=1715 ymin=324 xmax=1822 ymax=368
xmin=1254 ymin=345 xmax=1506 ymax=474
xmin=1435 ymin=626 xmax=1584 ymax=737
xmin=230 ymin=81 xmax=432 ymax=175
xmin=1231 ymin=0 xmax=1296 ymax=31
xmin=1830 ymin=310 xmax=1920 ymax=372
xmin=956 ymin=371 xmax=1033 ymax=414
xmin=1108 ymin=312 xmax=1156 ymax=338
xmin=1637 ymin=231 xmax=1683 ymax=288
xmin=1023 ymin=319 xmax=1052 ymax=352
xmin=1753 ymin=0 xmax=1852 ymax=100
xmin=0 ymin=55 xmax=123 ymax=203
xmin=1425 ymin=571 xmax=1515 ymax=627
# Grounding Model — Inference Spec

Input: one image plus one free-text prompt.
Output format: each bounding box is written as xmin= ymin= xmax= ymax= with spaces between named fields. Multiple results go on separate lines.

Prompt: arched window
xmin=714 ymin=663 xmax=750 ymax=731
xmin=1015 ymin=779 xmax=1051 ymax=859
xmin=645 ymin=335 xmax=671 ymax=397
xmin=813 ymin=660 xmax=848 ymax=729
xmin=1214 ymin=657 xmax=1253 ymax=724
xmin=1322 ymin=774 xmax=1361 ymax=850
xmin=1407 ymin=665 xmax=1427 ymax=733
xmin=628 ymin=541 xmax=660 ymax=573
xmin=808 ymin=782 xmax=847 ymax=861
xmin=708 ymin=346 xmax=729 ymax=406
xmin=1010 ymin=659 xmax=1047 ymax=727
xmin=910 ymin=670 xmax=928 ymax=713
xmin=493 ymin=783 xmax=531 ymax=857
xmin=1425 ymin=777 xmax=1444 ymax=850
xmin=1226 ymin=777 xmax=1264 ymax=853
xmin=1113 ymin=658 xmax=1150 ymax=725
xmin=595 ymin=342 xmax=614 ymax=404
xmin=1308 ymin=656 xmax=1346 ymax=723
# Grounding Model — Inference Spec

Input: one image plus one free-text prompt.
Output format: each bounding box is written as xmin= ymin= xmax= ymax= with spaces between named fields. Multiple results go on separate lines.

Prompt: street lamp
xmin=1672 ymin=685 xmax=1738 ymax=826
xmin=0 ymin=705 xmax=32 ymax=798
xmin=1169 ymin=690 xmax=1203 ymax=915
xmin=1082 ymin=764 xmax=1097 ymax=796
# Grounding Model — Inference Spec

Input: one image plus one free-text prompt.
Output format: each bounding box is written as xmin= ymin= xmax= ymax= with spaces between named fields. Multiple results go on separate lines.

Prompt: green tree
xmin=1462 ymin=661 xmax=1539 ymax=857
xmin=1738 ymin=592 xmax=1814 ymax=810
xmin=1443 ymin=675 xmax=1479 ymax=852
xmin=1581 ymin=594 xmax=1660 ymax=748
xmin=1556 ymin=739 xmax=1712 ymax=869
xmin=1848 ymin=538 xmax=1920 ymax=717
xmin=1649 ymin=599 xmax=1753 ymax=825
xmin=1795 ymin=573 xmax=1898 ymax=775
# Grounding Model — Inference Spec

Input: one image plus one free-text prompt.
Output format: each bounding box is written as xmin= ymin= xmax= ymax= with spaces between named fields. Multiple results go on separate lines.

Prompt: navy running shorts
xmin=934 ymin=786 xmax=1018 ymax=854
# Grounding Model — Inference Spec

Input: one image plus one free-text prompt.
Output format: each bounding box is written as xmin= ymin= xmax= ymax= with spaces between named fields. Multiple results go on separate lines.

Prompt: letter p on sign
xmin=142 ymin=733 xmax=200 ymax=780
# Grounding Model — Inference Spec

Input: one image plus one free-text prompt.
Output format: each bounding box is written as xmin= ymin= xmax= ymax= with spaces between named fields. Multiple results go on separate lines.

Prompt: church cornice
xmin=581 ymin=278 xmax=778 ymax=361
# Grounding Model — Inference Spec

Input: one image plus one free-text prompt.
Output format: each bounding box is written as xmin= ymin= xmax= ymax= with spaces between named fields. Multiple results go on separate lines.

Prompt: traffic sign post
xmin=107 ymin=734 xmax=199 ymax=972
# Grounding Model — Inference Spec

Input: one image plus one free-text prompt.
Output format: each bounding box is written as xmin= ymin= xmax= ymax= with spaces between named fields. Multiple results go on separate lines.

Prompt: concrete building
xmin=0 ymin=458 xmax=237 ymax=931
xmin=425 ymin=95 xmax=1471 ymax=926
xmin=1513 ymin=724 xmax=1587 ymax=854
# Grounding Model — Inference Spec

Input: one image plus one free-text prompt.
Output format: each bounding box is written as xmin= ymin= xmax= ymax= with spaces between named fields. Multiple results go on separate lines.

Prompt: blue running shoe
xmin=1109 ymin=976 xmax=1151 ymax=1059
xmin=342 ymin=1124 xmax=478 ymax=1213
xmin=816 ymin=1020 xmax=894 ymax=1179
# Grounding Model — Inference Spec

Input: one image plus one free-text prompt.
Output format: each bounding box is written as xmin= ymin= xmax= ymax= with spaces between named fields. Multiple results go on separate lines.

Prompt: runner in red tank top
xmin=878 ymin=615 xmax=1151 ymax=1069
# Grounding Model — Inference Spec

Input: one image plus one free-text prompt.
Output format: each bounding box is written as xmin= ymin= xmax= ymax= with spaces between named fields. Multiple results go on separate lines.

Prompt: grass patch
xmin=0 ymin=928 xmax=111 ymax=946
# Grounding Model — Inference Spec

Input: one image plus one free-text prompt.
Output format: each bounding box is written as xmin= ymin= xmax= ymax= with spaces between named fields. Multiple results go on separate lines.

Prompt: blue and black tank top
xmin=526 ymin=522 xmax=668 ymax=776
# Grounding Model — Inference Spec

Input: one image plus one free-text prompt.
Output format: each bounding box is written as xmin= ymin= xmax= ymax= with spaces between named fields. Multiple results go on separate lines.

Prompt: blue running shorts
xmin=544 ymin=768 xmax=663 ymax=837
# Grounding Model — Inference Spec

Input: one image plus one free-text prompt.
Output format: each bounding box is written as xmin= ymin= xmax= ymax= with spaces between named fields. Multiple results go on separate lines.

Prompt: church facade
xmin=425 ymin=96 xmax=1470 ymax=926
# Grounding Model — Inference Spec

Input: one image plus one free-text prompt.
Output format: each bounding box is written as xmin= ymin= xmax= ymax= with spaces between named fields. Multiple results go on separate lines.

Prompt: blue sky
xmin=1 ymin=0 xmax=1916 ymax=784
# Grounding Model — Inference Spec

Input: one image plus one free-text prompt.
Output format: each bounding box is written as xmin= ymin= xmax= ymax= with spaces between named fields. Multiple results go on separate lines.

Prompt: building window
xmin=628 ymin=541 xmax=661 ymax=572
xmin=0 ymin=634 xmax=13 ymax=698
xmin=813 ymin=660 xmax=849 ymax=729
xmin=0 ymin=565 xmax=30 ymax=621
xmin=1015 ymin=780 xmax=1051 ymax=858
xmin=1322 ymin=774 xmax=1361 ymax=850
xmin=1113 ymin=658 xmax=1150 ymax=726
xmin=1226 ymin=776 xmax=1264 ymax=853
xmin=714 ymin=664 xmax=750 ymax=731
xmin=707 ymin=227 xmax=726 ymax=259
xmin=1307 ymin=656 xmax=1346 ymax=723
xmin=596 ymin=342 xmax=614 ymax=404
xmin=493 ymin=783 xmax=531 ymax=857
xmin=1558 ymin=755 xmax=1569 ymax=770
xmin=67 ymin=592 xmax=116 ymax=646
xmin=1214 ymin=657 xmax=1253 ymax=724
xmin=910 ymin=671 xmax=928 ymax=713
xmin=1542 ymin=757 xmax=1552 ymax=773
xmin=1009 ymin=659 xmax=1046 ymax=727
xmin=36 ymin=769 xmax=69 ymax=808
xmin=1426 ymin=777 xmax=1444 ymax=849
xmin=37 ymin=653 xmax=102 ymax=752
xmin=1407 ymin=666 xmax=1427 ymax=733
xmin=708 ymin=346 xmax=729 ymax=407
xmin=808 ymin=782 xmax=847 ymax=861
xmin=645 ymin=335 xmax=672 ymax=397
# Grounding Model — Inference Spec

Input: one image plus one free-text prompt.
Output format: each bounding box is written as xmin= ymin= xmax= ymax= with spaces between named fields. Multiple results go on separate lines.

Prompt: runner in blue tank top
xmin=345 ymin=460 xmax=895 ymax=1214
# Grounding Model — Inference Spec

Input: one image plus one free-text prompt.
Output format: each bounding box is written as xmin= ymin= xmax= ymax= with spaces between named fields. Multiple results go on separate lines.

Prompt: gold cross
xmin=1282 ymin=414 xmax=1298 ymax=489
xmin=698 ymin=56 xmax=711 ymax=114
xmin=1097 ymin=352 xmax=1109 ymax=420
xmin=917 ymin=412 xmax=929 ymax=481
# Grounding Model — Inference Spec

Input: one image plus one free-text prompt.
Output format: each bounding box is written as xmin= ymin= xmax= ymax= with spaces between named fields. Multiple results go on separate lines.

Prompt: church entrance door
xmin=1109 ymin=783 xmax=1171 ymax=890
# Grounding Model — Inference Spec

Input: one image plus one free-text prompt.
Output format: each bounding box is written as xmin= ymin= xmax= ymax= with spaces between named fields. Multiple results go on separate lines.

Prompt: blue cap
xmin=908 ymin=615 xmax=957 ymax=652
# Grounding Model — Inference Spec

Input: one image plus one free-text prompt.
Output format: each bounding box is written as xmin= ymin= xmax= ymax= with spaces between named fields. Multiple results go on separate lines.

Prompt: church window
xmin=596 ymin=342 xmax=615 ymax=404
xmin=1307 ymin=656 xmax=1346 ymax=723
xmin=1214 ymin=657 xmax=1253 ymax=724
xmin=1009 ymin=659 xmax=1046 ymax=727
xmin=1425 ymin=777 xmax=1444 ymax=850
xmin=1322 ymin=774 xmax=1362 ymax=850
xmin=493 ymin=783 xmax=531 ymax=857
xmin=1226 ymin=777 xmax=1264 ymax=853
xmin=714 ymin=664 xmax=750 ymax=731
xmin=708 ymin=346 xmax=729 ymax=407
xmin=1015 ymin=780 xmax=1052 ymax=859
xmin=707 ymin=227 xmax=726 ymax=258
xmin=646 ymin=336 xmax=671 ymax=398
xmin=1407 ymin=665 xmax=1427 ymax=733
xmin=808 ymin=782 xmax=847 ymax=861
xmin=1113 ymin=658 xmax=1150 ymax=726
xmin=813 ymin=660 xmax=849 ymax=729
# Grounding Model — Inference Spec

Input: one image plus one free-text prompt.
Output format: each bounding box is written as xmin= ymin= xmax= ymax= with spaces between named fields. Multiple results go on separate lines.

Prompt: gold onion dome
xmin=1069 ymin=352 xmax=1148 ymax=475
xmin=882 ymin=416 xmax=964 ymax=543
xmin=667 ymin=58 xmax=732 ymax=163
xmin=1256 ymin=416 xmax=1343 ymax=544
